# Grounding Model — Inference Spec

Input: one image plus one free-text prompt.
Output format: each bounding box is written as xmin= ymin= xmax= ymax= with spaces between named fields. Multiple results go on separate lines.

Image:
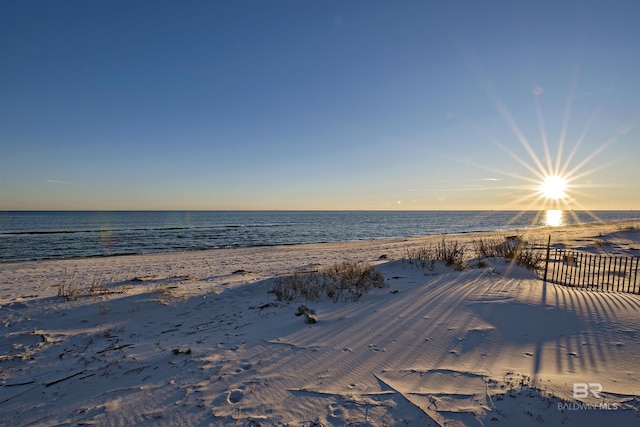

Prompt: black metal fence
xmin=543 ymin=247 xmax=639 ymax=294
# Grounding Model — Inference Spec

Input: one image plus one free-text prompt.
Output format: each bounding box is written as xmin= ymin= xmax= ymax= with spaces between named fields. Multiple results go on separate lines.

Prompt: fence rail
xmin=543 ymin=247 xmax=639 ymax=294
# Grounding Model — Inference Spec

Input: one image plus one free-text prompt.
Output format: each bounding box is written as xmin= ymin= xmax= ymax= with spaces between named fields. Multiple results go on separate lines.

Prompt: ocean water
xmin=0 ymin=210 xmax=637 ymax=262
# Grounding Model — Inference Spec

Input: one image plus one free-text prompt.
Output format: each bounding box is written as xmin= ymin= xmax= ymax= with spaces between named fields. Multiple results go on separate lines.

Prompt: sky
xmin=1 ymin=0 xmax=638 ymax=211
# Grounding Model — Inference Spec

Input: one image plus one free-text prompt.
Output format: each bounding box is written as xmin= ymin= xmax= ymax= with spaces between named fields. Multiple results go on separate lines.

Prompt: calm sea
xmin=0 ymin=211 xmax=637 ymax=262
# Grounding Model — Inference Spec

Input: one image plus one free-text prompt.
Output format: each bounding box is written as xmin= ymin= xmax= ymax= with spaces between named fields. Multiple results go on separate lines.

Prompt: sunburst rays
xmin=462 ymin=61 xmax=636 ymax=227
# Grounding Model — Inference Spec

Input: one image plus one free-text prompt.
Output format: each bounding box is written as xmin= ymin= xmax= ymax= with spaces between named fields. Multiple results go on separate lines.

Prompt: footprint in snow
xmin=226 ymin=389 xmax=244 ymax=404
xmin=235 ymin=362 xmax=253 ymax=373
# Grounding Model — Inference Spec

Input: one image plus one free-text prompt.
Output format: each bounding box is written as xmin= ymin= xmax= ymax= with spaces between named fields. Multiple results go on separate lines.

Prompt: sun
xmin=539 ymin=175 xmax=568 ymax=200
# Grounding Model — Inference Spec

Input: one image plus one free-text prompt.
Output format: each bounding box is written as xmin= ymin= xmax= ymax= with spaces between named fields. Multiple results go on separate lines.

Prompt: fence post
xmin=622 ymin=258 xmax=633 ymax=292
xmin=598 ymin=255 xmax=607 ymax=291
xmin=584 ymin=253 xmax=589 ymax=287
xmin=632 ymin=257 xmax=636 ymax=293
xmin=598 ymin=255 xmax=604 ymax=291
xmin=543 ymin=235 xmax=551 ymax=282
xmin=559 ymin=250 xmax=564 ymax=285
xmin=562 ymin=250 xmax=568 ymax=286
xmin=634 ymin=257 xmax=639 ymax=294
xmin=579 ymin=253 xmax=585 ymax=287
xmin=573 ymin=252 xmax=580 ymax=288
xmin=635 ymin=257 xmax=639 ymax=294
xmin=631 ymin=257 xmax=636 ymax=293
xmin=567 ymin=251 xmax=572 ymax=286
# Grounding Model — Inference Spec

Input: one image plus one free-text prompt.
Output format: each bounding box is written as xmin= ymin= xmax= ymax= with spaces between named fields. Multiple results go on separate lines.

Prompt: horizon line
xmin=1 ymin=208 xmax=638 ymax=213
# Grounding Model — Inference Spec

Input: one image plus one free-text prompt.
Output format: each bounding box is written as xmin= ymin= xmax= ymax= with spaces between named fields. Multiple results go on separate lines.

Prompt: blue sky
xmin=1 ymin=0 xmax=638 ymax=210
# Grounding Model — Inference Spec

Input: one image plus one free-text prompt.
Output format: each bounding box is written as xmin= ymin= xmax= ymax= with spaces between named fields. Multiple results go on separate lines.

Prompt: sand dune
xmin=1 ymin=221 xmax=639 ymax=426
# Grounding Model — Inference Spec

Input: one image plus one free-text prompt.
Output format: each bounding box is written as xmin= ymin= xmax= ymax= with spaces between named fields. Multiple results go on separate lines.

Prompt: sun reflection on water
xmin=544 ymin=209 xmax=564 ymax=227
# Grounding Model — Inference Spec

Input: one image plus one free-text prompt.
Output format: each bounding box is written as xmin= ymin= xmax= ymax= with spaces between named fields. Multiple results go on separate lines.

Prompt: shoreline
xmin=2 ymin=219 xmax=637 ymax=304
xmin=2 ymin=211 xmax=638 ymax=263
xmin=2 ymin=218 xmax=637 ymax=267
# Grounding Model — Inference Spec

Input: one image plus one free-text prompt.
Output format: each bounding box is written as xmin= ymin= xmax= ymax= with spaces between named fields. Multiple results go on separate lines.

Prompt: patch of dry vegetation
xmin=56 ymin=268 xmax=133 ymax=301
xmin=404 ymin=236 xmax=545 ymax=272
xmin=270 ymin=261 xmax=387 ymax=302
xmin=472 ymin=235 xmax=545 ymax=270
xmin=404 ymin=239 xmax=466 ymax=271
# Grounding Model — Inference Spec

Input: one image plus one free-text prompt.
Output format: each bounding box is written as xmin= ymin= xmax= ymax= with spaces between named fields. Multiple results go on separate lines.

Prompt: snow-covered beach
xmin=1 ymin=220 xmax=639 ymax=426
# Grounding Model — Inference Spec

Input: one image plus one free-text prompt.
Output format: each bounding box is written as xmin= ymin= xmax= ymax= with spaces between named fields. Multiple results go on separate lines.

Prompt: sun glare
xmin=459 ymin=53 xmax=636 ymax=226
xmin=539 ymin=175 xmax=568 ymax=200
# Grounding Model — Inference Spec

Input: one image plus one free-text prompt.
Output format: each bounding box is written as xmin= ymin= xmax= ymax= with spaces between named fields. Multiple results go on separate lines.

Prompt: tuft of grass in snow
xmin=404 ymin=236 xmax=545 ymax=272
xmin=270 ymin=261 xmax=387 ymax=302
xmin=435 ymin=238 xmax=466 ymax=270
xmin=57 ymin=268 xmax=132 ymax=301
xmin=404 ymin=245 xmax=437 ymax=271
xmin=472 ymin=235 xmax=545 ymax=270
xmin=404 ymin=239 xmax=467 ymax=271
xmin=57 ymin=269 xmax=80 ymax=301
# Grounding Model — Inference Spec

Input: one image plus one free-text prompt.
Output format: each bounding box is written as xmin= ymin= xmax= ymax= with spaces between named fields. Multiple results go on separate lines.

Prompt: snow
xmin=1 ymin=220 xmax=639 ymax=426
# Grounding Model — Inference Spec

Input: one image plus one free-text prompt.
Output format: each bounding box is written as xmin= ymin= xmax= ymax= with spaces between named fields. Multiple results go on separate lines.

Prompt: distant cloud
xmin=46 ymin=179 xmax=67 ymax=185
xmin=481 ymin=178 xmax=501 ymax=182
xmin=533 ymin=86 xmax=544 ymax=96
